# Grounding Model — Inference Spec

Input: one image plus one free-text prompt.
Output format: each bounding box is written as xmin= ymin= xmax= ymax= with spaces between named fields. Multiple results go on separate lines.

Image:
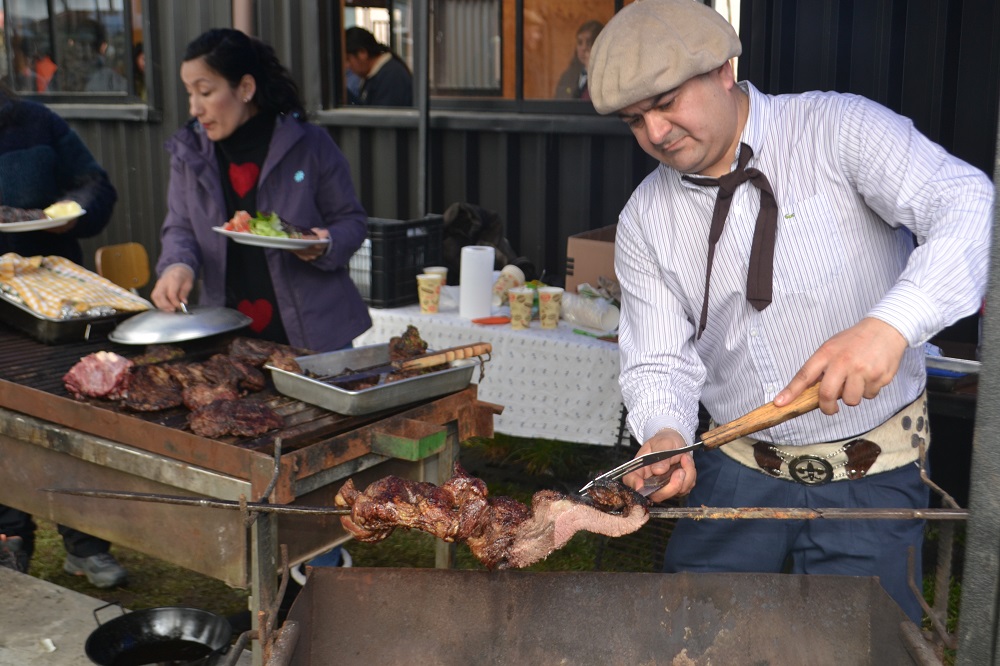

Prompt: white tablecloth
xmin=354 ymin=302 xmax=623 ymax=446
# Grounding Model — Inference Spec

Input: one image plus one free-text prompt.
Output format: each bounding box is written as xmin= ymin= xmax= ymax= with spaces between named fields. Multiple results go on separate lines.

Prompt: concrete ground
xmin=0 ymin=567 xmax=251 ymax=665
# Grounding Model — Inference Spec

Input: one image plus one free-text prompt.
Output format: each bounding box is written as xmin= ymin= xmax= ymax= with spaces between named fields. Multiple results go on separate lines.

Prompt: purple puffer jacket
xmin=158 ymin=114 xmax=372 ymax=351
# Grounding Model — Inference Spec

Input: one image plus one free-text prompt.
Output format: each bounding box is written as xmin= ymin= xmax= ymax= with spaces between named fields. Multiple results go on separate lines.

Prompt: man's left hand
xmin=774 ymin=317 xmax=908 ymax=414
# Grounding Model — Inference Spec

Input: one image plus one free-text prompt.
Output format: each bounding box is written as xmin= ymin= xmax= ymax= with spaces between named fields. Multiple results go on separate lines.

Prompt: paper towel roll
xmin=459 ymin=245 xmax=495 ymax=319
xmin=561 ymin=292 xmax=620 ymax=331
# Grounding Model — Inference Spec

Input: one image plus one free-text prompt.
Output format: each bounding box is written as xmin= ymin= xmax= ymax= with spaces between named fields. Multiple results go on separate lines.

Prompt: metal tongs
xmin=578 ymin=384 xmax=822 ymax=496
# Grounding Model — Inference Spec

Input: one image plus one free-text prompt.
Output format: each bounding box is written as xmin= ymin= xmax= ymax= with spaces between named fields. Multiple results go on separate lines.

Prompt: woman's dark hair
xmin=184 ymin=28 xmax=303 ymax=116
xmin=345 ymin=27 xmax=389 ymax=57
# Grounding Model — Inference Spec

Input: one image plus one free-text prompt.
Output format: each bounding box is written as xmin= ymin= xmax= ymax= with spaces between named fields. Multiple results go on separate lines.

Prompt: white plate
xmin=0 ymin=210 xmax=86 ymax=233
xmin=212 ymin=226 xmax=330 ymax=249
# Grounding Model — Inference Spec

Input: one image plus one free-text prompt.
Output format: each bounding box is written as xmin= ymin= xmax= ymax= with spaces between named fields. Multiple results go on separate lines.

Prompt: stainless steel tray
xmin=925 ymin=355 xmax=980 ymax=392
xmin=0 ymin=291 xmax=139 ymax=344
xmin=267 ymin=343 xmax=477 ymax=416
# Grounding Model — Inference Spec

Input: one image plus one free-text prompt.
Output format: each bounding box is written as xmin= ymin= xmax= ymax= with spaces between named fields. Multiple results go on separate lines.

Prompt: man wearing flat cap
xmin=590 ymin=0 xmax=992 ymax=624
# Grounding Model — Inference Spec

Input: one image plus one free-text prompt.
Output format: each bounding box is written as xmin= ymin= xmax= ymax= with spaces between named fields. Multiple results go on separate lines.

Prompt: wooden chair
xmin=95 ymin=242 xmax=150 ymax=293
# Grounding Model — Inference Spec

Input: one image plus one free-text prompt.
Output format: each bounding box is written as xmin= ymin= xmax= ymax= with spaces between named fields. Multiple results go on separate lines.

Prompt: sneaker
xmin=0 ymin=535 xmax=28 ymax=573
xmin=63 ymin=552 xmax=128 ymax=588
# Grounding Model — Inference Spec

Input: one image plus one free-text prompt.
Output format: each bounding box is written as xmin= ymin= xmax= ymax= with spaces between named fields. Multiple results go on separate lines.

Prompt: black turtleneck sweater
xmin=214 ymin=112 xmax=289 ymax=344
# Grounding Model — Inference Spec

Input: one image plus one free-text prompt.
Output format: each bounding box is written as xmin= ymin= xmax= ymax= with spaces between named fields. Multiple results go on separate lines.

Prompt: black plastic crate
xmin=349 ymin=215 xmax=444 ymax=308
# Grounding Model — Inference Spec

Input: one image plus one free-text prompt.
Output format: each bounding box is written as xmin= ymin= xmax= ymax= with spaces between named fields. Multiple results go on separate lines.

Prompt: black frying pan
xmin=85 ymin=603 xmax=235 ymax=666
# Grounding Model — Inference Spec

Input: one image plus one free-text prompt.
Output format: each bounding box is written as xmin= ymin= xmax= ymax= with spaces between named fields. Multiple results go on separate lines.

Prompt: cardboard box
xmin=564 ymin=224 xmax=617 ymax=294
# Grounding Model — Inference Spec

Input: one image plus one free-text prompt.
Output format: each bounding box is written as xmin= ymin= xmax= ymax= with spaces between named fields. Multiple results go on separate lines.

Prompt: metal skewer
xmin=44 ymin=488 xmax=967 ymax=521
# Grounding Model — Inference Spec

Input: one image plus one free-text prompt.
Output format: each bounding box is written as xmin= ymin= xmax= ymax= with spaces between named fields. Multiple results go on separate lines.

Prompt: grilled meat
xmin=182 ymin=383 xmax=240 ymax=411
xmin=130 ymin=344 xmax=186 ymax=366
xmin=166 ymin=354 xmax=244 ymax=390
xmin=63 ymin=351 xmax=133 ymax=400
xmin=265 ymin=350 xmax=301 ymax=374
xmin=166 ymin=361 xmax=215 ymax=388
xmin=0 ymin=205 xmax=46 ymax=223
xmin=122 ymin=364 xmax=183 ymax=411
xmin=227 ymin=337 xmax=304 ymax=367
xmin=335 ymin=463 xmax=649 ymax=569
xmin=187 ymin=398 xmax=283 ymax=438
xmin=228 ymin=356 xmax=266 ymax=391
xmin=388 ymin=325 xmax=428 ymax=360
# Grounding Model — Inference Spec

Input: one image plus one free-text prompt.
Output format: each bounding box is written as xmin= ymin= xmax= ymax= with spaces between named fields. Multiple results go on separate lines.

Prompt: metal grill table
xmin=0 ymin=324 xmax=497 ymax=664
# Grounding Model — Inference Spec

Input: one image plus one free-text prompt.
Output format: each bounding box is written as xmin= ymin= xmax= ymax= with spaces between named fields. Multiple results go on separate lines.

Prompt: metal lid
xmin=108 ymin=305 xmax=252 ymax=345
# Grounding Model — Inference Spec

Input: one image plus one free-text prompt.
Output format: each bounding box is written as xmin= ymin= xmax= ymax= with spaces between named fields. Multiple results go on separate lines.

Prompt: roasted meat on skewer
xmin=334 ymin=463 xmax=649 ymax=569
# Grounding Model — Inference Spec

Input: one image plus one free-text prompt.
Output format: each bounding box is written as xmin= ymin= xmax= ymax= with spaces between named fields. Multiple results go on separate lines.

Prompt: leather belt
xmin=718 ymin=391 xmax=928 ymax=485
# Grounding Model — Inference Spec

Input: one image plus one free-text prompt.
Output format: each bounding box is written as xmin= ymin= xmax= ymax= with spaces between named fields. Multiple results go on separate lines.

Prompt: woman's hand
xmin=290 ymin=227 xmax=331 ymax=262
xmin=621 ymin=428 xmax=697 ymax=502
xmin=150 ymin=264 xmax=195 ymax=311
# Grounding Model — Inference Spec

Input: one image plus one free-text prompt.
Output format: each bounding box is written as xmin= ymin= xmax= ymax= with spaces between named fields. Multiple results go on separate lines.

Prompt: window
xmin=522 ymin=0 xmax=615 ymax=100
xmin=430 ymin=0 xmax=501 ymax=96
xmin=1 ymin=0 xmax=144 ymax=100
xmin=335 ymin=0 xmax=738 ymax=107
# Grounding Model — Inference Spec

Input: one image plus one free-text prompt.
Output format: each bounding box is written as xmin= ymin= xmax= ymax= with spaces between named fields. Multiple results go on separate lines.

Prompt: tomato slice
xmin=224 ymin=210 xmax=252 ymax=233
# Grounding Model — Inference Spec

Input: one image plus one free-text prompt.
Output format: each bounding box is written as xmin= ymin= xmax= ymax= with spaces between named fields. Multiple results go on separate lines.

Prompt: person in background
xmin=84 ymin=27 xmax=127 ymax=93
xmin=0 ymin=82 xmax=117 ymax=265
xmin=344 ymin=27 xmax=413 ymax=107
xmin=151 ymin=28 xmax=371 ymax=352
xmin=587 ymin=0 xmax=992 ymax=624
xmin=133 ymin=42 xmax=147 ymax=101
xmin=34 ymin=47 xmax=58 ymax=92
xmin=554 ymin=20 xmax=603 ymax=100
xmin=0 ymin=81 xmax=126 ymax=589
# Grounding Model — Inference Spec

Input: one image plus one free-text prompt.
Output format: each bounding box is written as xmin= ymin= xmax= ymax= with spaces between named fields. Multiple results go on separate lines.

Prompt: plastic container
xmin=349 ymin=215 xmax=444 ymax=308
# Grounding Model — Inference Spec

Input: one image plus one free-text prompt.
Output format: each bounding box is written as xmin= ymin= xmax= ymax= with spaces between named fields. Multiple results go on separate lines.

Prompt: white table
xmin=354 ymin=302 xmax=623 ymax=446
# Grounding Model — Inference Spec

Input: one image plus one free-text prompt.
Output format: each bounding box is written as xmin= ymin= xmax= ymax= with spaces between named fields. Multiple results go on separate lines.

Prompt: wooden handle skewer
xmin=396 ymin=343 xmax=492 ymax=371
xmin=700 ymin=383 xmax=822 ymax=449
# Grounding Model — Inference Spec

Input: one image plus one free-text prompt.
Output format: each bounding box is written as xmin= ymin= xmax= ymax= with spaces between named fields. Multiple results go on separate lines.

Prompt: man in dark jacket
xmin=344 ymin=27 xmax=413 ymax=107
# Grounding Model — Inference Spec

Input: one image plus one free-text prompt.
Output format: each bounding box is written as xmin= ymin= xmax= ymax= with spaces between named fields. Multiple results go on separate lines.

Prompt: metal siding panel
xmin=514 ymin=134 xmax=549 ymax=277
xmin=474 ymin=132 xmax=508 ymax=226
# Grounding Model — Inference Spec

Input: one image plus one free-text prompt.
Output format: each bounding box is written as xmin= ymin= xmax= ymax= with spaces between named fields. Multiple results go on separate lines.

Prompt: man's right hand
xmin=621 ymin=429 xmax=697 ymax=502
xmin=150 ymin=264 xmax=194 ymax=312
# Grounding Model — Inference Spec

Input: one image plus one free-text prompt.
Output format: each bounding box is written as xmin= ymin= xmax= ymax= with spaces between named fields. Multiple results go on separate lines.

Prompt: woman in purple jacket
xmin=152 ymin=28 xmax=371 ymax=351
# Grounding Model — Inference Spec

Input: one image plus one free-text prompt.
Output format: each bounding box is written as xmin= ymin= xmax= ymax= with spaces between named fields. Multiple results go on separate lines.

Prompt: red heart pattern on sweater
xmin=238 ymin=298 xmax=273 ymax=333
xmin=229 ymin=162 xmax=260 ymax=198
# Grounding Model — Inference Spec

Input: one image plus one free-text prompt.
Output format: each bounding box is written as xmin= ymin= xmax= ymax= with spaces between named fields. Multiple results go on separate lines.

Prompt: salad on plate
xmin=222 ymin=210 xmax=316 ymax=239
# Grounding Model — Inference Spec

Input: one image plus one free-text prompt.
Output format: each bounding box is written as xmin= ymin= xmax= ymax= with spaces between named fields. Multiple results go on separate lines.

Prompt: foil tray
xmin=0 ymin=291 xmax=139 ymax=344
xmin=267 ymin=343 xmax=477 ymax=416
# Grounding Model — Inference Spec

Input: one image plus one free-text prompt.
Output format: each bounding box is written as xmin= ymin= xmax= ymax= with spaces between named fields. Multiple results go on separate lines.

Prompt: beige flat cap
xmin=588 ymin=0 xmax=741 ymax=115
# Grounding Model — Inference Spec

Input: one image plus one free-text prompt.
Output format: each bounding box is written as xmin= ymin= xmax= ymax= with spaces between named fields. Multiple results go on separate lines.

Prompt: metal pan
xmin=0 ymin=291 xmax=134 ymax=344
xmin=85 ymin=603 xmax=235 ymax=666
xmin=268 ymin=343 xmax=478 ymax=415
xmin=108 ymin=305 xmax=252 ymax=345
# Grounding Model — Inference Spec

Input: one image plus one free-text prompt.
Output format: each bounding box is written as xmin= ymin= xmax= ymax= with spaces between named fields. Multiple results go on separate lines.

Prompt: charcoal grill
xmin=286 ymin=568 xmax=928 ymax=665
xmin=0 ymin=323 xmax=497 ymax=662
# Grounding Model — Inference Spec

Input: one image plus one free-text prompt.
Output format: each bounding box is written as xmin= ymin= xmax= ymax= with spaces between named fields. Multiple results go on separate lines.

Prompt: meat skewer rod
xmin=43 ymin=488 xmax=968 ymax=521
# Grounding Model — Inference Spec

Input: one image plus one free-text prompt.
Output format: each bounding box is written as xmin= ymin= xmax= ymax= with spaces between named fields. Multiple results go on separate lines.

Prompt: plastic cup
xmin=508 ymin=286 xmax=534 ymax=330
xmin=423 ymin=265 xmax=448 ymax=284
xmin=416 ymin=273 xmax=442 ymax=314
xmin=538 ymin=286 xmax=564 ymax=329
xmin=492 ymin=264 xmax=526 ymax=307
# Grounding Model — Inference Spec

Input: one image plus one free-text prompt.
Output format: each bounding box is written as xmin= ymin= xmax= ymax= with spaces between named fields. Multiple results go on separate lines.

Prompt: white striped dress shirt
xmin=617 ymin=82 xmax=993 ymax=446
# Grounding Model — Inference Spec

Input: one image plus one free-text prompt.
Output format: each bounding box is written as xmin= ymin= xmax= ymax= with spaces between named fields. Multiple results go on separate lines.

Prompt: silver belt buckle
xmin=788 ymin=455 xmax=834 ymax=485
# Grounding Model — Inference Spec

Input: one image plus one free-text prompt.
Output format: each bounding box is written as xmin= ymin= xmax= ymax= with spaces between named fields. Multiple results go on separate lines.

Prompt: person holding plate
xmin=0 ymin=81 xmax=117 ymax=265
xmin=151 ymin=28 xmax=371 ymax=351
xmin=0 ymin=81 xmax=126 ymax=589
